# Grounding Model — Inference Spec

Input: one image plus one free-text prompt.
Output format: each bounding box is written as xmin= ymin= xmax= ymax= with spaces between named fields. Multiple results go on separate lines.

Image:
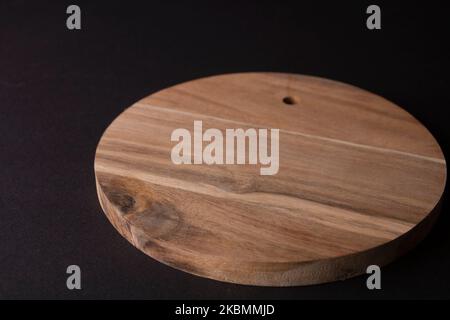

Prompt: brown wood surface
xmin=94 ymin=73 xmax=446 ymax=286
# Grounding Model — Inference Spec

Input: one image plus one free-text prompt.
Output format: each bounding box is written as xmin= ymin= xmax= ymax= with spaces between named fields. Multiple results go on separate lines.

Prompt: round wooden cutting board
xmin=94 ymin=73 xmax=446 ymax=286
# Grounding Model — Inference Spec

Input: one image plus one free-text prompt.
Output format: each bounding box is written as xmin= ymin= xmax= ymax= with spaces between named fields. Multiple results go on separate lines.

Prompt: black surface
xmin=0 ymin=0 xmax=449 ymax=299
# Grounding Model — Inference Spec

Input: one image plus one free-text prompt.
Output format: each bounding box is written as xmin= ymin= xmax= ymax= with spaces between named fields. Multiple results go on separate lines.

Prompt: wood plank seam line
xmin=134 ymin=103 xmax=445 ymax=164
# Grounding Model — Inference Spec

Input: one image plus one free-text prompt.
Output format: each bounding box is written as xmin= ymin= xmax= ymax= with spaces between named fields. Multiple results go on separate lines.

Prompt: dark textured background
xmin=0 ymin=0 xmax=449 ymax=299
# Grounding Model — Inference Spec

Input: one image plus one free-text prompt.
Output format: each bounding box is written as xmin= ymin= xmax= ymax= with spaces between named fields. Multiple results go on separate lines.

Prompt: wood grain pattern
xmin=94 ymin=73 xmax=446 ymax=286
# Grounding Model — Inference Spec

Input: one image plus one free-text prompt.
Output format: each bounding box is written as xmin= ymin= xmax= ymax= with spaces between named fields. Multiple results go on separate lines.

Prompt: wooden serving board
xmin=95 ymin=73 xmax=446 ymax=286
